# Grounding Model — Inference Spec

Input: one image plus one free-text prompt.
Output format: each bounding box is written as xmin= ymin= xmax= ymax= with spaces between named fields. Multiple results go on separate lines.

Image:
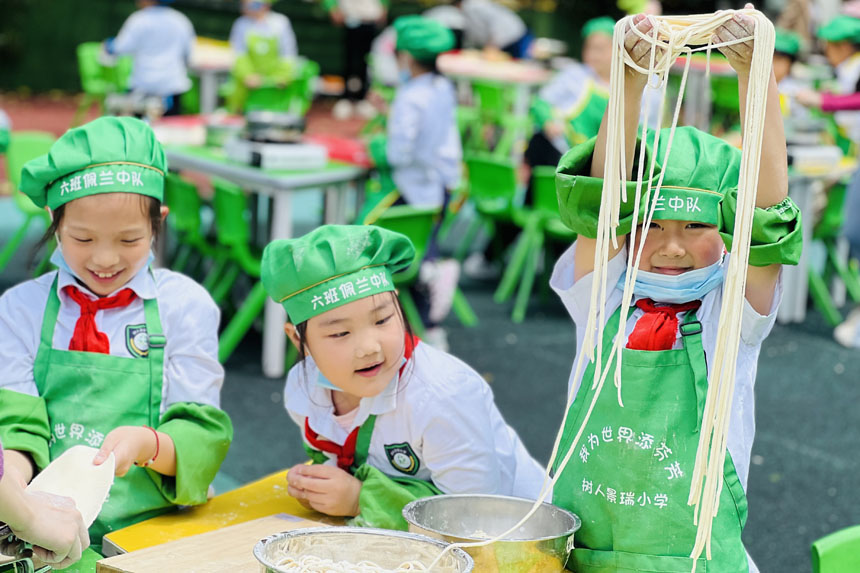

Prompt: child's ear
xmin=284 ymin=323 xmax=302 ymax=350
xmin=160 ymin=205 xmax=170 ymax=223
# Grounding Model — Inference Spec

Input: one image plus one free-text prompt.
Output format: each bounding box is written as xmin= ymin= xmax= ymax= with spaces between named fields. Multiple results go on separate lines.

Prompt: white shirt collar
xmin=55 ymin=255 xmax=157 ymax=301
xmin=287 ymin=357 xmax=403 ymax=445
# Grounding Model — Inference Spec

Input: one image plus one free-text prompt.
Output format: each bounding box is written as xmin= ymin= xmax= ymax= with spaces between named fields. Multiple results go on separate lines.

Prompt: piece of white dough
xmin=26 ymin=445 xmax=115 ymax=527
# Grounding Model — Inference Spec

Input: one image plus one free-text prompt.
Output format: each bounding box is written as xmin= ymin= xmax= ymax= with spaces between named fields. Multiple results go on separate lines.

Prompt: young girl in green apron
xmin=0 ymin=117 xmax=233 ymax=567
xmin=548 ymin=10 xmax=802 ymax=573
xmin=260 ymin=225 xmax=545 ymax=530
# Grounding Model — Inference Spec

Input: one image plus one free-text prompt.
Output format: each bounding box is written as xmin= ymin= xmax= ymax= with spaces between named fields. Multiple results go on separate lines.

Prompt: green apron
xmin=553 ymin=306 xmax=750 ymax=573
xmin=304 ymin=413 xmax=442 ymax=530
xmin=33 ymin=277 xmax=174 ymax=553
xmin=564 ymin=80 xmax=609 ymax=146
xmin=228 ymin=33 xmax=294 ymax=113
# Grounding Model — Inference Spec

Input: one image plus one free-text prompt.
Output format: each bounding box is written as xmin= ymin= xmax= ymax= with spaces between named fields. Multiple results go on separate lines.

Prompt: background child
xmin=0 ymin=117 xmax=233 ymax=559
xmin=104 ymin=0 xmax=196 ymax=116
xmin=260 ymin=225 xmax=545 ymax=530
xmin=547 ymin=9 xmax=801 ymax=572
xmin=227 ymin=0 xmax=298 ymax=113
xmin=367 ymin=15 xmax=463 ymax=350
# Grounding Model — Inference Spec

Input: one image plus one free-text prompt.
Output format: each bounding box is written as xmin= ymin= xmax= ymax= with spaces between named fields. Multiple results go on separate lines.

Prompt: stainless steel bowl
xmin=253 ymin=526 xmax=474 ymax=572
xmin=403 ymin=494 xmax=581 ymax=573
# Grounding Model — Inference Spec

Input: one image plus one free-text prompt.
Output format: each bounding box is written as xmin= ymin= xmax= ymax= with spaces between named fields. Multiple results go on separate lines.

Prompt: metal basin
xmin=253 ymin=526 xmax=474 ymax=572
xmin=403 ymin=494 xmax=581 ymax=573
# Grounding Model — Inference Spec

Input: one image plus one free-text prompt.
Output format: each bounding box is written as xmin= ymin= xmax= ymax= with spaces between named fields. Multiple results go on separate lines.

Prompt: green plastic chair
xmin=245 ymin=58 xmax=320 ymax=116
xmin=465 ymin=80 xmax=531 ymax=157
xmin=72 ymin=42 xmax=132 ymax=127
xmin=806 ymin=178 xmax=860 ymax=326
xmin=454 ymin=154 xmax=520 ymax=262
xmin=494 ymin=165 xmax=576 ymax=322
xmin=163 ymin=173 xmax=215 ymax=275
xmin=203 ymin=179 xmax=261 ymax=306
xmin=367 ymin=205 xmax=478 ymax=336
xmin=0 ymin=131 xmax=56 ymax=274
xmin=812 ymin=525 xmax=860 ymax=573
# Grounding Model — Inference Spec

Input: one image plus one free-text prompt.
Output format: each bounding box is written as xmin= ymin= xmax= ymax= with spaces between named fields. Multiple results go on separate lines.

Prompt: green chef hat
xmin=556 ymin=126 xmax=803 ymax=266
xmin=261 ymin=225 xmax=416 ymax=325
xmin=582 ymin=17 xmax=616 ymax=40
xmin=774 ymin=28 xmax=802 ymax=57
xmin=818 ymin=15 xmax=860 ymax=43
xmin=20 ymin=116 xmax=167 ymax=210
xmin=395 ymin=15 xmax=455 ymax=62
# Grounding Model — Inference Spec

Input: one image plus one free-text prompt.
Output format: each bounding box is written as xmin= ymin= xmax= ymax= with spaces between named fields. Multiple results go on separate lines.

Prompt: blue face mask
xmin=51 ymin=242 xmax=155 ymax=284
xmin=398 ymin=68 xmax=412 ymax=84
xmin=618 ymin=257 xmax=725 ymax=304
xmin=316 ymin=357 xmax=408 ymax=391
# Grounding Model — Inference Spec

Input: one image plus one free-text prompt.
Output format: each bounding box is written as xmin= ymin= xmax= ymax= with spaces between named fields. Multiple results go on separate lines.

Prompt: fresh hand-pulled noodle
xmin=276 ymin=556 xmax=432 ymax=572
xmin=428 ymin=10 xmax=774 ymax=573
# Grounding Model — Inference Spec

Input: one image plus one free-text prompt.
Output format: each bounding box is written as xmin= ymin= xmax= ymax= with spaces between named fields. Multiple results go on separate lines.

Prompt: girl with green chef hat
xmin=260 ymin=225 xmax=545 ymax=530
xmin=0 ymin=116 xmax=233 ymax=568
xmin=548 ymin=9 xmax=801 ymax=572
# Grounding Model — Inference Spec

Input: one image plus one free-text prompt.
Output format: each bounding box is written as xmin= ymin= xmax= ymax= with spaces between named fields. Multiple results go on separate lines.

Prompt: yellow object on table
xmin=97 ymin=514 xmax=326 ymax=573
xmin=102 ymin=469 xmax=340 ymax=555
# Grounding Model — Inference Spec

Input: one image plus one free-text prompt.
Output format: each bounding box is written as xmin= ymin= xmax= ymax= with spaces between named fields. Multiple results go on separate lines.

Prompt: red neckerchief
xmin=626 ymin=299 xmax=702 ymax=351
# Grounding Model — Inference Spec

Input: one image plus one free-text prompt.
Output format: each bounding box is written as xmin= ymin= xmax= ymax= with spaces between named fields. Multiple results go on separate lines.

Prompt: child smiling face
xmin=302 ymin=293 xmax=407 ymax=400
xmin=631 ymin=219 xmax=724 ymax=275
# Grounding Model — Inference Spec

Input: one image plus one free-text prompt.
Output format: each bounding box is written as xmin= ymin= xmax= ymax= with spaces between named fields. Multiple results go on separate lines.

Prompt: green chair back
xmin=464 ymin=154 xmax=519 ymax=214
xmin=6 ymin=131 xmax=55 ymax=216
xmin=164 ymin=173 xmax=203 ymax=236
xmin=812 ymin=525 xmax=860 ymax=573
xmin=368 ymin=205 xmax=440 ymax=284
xmin=472 ymin=80 xmax=512 ymax=118
xmin=532 ymin=165 xmax=560 ymax=216
xmin=212 ymin=178 xmax=251 ymax=247
xmin=76 ymin=42 xmax=131 ymax=96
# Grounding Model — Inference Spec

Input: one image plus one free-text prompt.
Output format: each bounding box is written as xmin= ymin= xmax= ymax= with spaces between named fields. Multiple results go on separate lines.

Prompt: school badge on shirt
xmin=125 ymin=324 xmax=149 ymax=358
xmin=385 ymin=442 xmax=419 ymax=476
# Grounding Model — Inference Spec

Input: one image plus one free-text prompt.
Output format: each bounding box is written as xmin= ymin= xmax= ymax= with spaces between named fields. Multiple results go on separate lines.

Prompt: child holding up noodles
xmin=548 ymin=7 xmax=801 ymax=572
xmin=260 ymin=225 xmax=544 ymax=530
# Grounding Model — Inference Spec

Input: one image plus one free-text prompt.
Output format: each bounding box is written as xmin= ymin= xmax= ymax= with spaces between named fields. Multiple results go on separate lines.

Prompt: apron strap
xmin=33 ymin=276 xmax=62 ymax=387
xmin=143 ymin=295 xmax=166 ymax=428
xmin=352 ymin=414 xmax=377 ymax=470
xmin=679 ymin=310 xmax=708 ymax=431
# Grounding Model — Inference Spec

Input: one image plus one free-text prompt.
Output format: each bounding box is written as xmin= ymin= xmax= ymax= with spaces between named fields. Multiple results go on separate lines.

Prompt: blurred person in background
xmin=0 ymin=109 xmax=10 ymax=154
xmin=325 ymin=0 xmax=388 ymax=120
xmin=227 ymin=0 xmax=298 ymax=113
xmin=454 ymin=0 xmax=532 ymax=58
xmin=104 ymin=0 xmax=195 ymax=116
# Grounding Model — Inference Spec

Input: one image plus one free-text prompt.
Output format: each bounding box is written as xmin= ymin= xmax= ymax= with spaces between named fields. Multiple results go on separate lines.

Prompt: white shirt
xmin=459 ymin=0 xmax=526 ymax=49
xmin=112 ymin=6 xmax=195 ymax=96
xmin=833 ymin=53 xmax=860 ymax=143
xmin=0 ymin=265 xmax=224 ymax=414
xmin=550 ymin=243 xmax=781 ymax=494
xmin=387 ymin=73 xmax=463 ymax=207
xmin=285 ymin=341 xmax=546 ymax=499
xmin=0 ymin=109 xmax=10 ymax=131
xmin=334 ymin=0 xmax=385 ymax=25
xmin=229 ymin=12 xmax=297 ymax=59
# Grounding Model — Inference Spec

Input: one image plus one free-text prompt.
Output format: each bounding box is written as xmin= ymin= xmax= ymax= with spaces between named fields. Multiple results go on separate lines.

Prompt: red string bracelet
xmin=134 ymin=426 xmax=159 ymax=468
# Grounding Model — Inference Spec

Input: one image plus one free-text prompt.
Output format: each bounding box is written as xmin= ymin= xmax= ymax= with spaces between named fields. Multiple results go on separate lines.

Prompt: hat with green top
xmin=556 ymin=126 xmax=803 ymax=266
xmin=817 ymin=15 xmax=860 ymax=43
xmin=20 ymin=116 xmax=166 ymax=210
xmin=582 ymin=17 xmax=616 ymax=40
xmin=774 ymin=28 xmax=802 ymax=56
xmin=261 ymin=225 xmax=415 ymax=324
xmin=395 ymin=15 xmax=455 ymax=62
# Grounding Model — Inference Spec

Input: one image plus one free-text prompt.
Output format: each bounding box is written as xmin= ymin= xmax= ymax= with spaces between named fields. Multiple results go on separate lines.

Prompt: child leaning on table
xmin=260 ymin=225 xmax=545 ymax=531
xmin=0 ymin=117 xmax=233 ymax=567
xmin=547 ymin=8 xmax=802 ymax=573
